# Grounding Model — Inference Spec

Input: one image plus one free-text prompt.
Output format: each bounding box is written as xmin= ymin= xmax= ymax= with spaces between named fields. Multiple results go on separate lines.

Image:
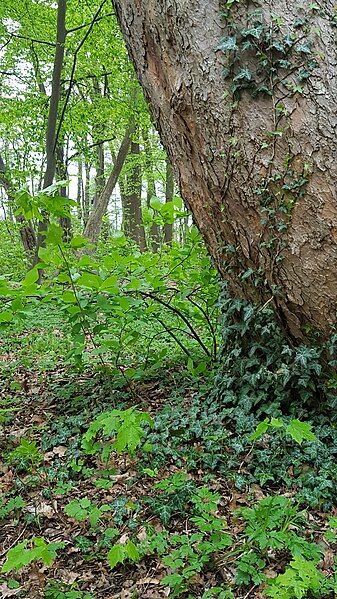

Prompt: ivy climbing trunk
xmin=112 ymin=0 xmax=337 ymax=340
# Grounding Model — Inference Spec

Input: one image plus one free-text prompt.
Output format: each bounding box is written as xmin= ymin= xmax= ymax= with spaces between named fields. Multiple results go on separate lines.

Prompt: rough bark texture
xmin=112 ymin=0 xmax=337 ymax=339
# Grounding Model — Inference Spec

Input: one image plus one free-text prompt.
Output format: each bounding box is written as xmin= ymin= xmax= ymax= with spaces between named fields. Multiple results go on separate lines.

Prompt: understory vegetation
xmin=1 ymin=216 xmax=337 ymax=599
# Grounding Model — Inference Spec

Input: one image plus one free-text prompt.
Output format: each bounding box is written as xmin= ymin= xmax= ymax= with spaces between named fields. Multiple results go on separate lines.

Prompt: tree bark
xmin=112 ymin=0 xmax=337 ymax=340
xmin=34 ymin=0 xmax=67 ymax=263
xmin=84 ymin=122 xmax=135 ymax=244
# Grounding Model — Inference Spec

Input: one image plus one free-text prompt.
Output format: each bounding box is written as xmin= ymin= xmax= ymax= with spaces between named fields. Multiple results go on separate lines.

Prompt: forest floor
xmin=0 ymin=334 xmax=336 ymax=599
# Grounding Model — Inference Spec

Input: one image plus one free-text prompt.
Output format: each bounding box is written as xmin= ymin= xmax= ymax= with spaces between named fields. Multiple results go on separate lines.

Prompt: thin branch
xmin=138 ymin=290 xmax=212 ymax=359
xmin=186 ymin=295 xmax=218 ymax=360
xmin=67 ymin=136 xmax=116 ymax=164
xmin=153 ymin=317 xmax=192 ymax=358
xmin=66 ymin=12 xmax=114 ymax=33
xmin=9 ymin=33 xmax=56 ymax=47
xmin=61 ymin=69 xmax=114 ymax=84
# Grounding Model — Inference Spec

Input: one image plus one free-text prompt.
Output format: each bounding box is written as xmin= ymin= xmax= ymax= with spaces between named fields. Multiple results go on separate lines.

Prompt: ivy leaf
xmin=297 ymin=42 xmax=312 ymax=54
xmin=241 ymin=25 xmax=264 ymax=39
xmin=233 ymin=67 xmax=253 ymax=82
xmin=285 ymin=420 xmax=317 ymax=445
xmin=218 ymin=36 xmax=237 ymax=51
xmin=159 ymin=504 xmax=172 ymax=525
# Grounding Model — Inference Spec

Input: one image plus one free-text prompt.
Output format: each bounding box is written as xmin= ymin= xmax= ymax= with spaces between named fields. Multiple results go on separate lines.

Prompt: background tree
xmin=0 ymin=0 xmax=188 ymax=256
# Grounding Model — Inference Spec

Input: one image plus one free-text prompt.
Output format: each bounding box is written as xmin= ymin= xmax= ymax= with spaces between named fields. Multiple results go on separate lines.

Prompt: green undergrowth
xmin=1 ymin=357 xmax=337 ymax=597
xmin=1 ymin=200 xmax=337 ymax=597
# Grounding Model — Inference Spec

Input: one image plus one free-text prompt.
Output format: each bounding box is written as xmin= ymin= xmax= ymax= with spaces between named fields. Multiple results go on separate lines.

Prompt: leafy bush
xmin=265 ymin=556 xmax=336 ymax=598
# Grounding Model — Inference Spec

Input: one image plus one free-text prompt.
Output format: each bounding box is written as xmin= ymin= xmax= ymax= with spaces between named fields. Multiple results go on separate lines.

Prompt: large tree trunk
xmin=112 ymin=0 xmax=337 ymax=340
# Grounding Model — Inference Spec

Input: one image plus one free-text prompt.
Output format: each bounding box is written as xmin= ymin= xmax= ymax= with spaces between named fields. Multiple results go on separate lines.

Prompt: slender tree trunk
xmin=34 ymin=0 xmax=67 ymax=263
xmin=94 ymin=142 xmax=105 ymax=205
xmin=147 ymin=170 xmax=160 ymax=252
xmin=112 ymin=0 xmax=337 ymax=340
xmin=77 ymin=157 xmax=83 ymax=224
xmin=84 ymin=122 xmax=135 ymax=244
xmin=143 ymin=129 xmax=161 ymax=252
xmin=92 ymin=78 xmax=106 ymax=207
xmin=56 ymin=139 xmax=72 ymax=242
xmin=164 ymin=159 xmax=174 ymax=245
xmin=121 ymin=141 xmax=147 ymax=251
xmin=83 ymin=160 xmax=91 ymax=226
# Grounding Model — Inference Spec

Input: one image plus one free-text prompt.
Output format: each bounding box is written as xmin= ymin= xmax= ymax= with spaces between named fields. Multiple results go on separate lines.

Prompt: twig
xmin=0 ymin=525 xmax=27 ymax=557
